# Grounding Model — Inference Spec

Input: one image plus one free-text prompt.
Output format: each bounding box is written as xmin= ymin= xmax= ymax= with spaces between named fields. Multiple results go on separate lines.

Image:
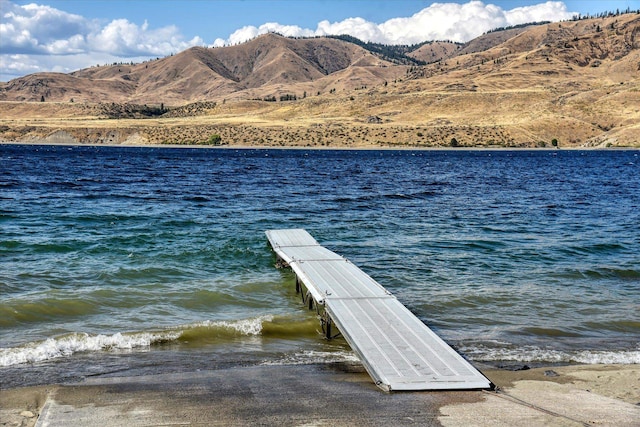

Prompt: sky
xmin=1 ymin=0 xmax=638 ymax=81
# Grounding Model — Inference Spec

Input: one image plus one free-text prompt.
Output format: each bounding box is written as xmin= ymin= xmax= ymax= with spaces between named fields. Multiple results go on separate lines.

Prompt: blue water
xmin=1 ymin=145 xmax=639 ymax=387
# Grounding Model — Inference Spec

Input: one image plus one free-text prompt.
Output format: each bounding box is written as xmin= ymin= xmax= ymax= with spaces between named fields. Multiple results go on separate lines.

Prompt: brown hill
xmin=408 ymin=41 xmax=462 ymax=63
xmin=0 ymin=34 xmax=397 ymax=104
xmin=455 ymin=26 xmax=535 ymax=56
xmin=0 ymin=14 xmax=638 ymax=148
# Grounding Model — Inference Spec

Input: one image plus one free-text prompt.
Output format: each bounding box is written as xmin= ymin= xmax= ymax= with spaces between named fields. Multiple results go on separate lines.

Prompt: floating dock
xmin=266 ymin=229 xmax=492 ymax=392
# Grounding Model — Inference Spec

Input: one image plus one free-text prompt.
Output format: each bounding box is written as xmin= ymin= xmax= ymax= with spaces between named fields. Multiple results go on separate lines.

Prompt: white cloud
xmin=0 ymin=0 xmax=91 ymax=54
xmin=87 ymin=19 xmax=202 ymax=56
xmin=217 ymin=22 xmax=315 ymax=47
xmin=375 ymin=1 xmax=511 ymax=44
xmin=0 ymin=0 xmax=203 ymax=81
xmin=0 ymin=53 xmax=41 ymax=74
xmin=213 ymin=1 xmax=576 ymax=46
xmin=316 ymin=17 xmax=384 ymax=42
xmin=505 ymin=1 xmax=573 ymax=25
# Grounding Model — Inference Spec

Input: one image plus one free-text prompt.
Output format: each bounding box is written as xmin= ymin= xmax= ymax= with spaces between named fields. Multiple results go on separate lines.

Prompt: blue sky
xmin=19 ymin=1 xmax=637 ymax=40
xmin=1 ymin=0 xmax=638 ymax=81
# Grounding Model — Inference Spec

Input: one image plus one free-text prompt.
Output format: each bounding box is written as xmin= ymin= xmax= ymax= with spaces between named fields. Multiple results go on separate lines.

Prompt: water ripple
xmin=1 ymin=145 xmax=639 ymax=374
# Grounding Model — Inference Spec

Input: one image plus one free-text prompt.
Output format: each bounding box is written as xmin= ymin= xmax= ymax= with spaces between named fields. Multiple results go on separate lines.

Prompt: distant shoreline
xmin=2 ymin=139 xmax=637 ymax=151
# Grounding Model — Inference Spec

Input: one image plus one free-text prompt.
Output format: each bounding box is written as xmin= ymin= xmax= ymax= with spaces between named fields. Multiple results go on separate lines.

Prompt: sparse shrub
xmin=450 ymin=137 xmax=459 ymax=147
xmin=551 ymin=138 xmax=558 ymax=147
xmin=207 ymin=134 xmax=222 ymax=145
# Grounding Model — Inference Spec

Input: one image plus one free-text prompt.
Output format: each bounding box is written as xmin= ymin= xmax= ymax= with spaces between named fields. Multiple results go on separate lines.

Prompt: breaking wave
xmin=459 ymin=342 xmax=640 ymax=365
xmin=0 ymin=316 xmax=275 ymax=367
xmin=0 ymin=331 xmax=181 ymax=367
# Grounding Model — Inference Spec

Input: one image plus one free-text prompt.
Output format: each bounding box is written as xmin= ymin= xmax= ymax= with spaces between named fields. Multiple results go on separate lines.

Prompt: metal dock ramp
xmin=266 ymin=229 xmax=492 ymax=392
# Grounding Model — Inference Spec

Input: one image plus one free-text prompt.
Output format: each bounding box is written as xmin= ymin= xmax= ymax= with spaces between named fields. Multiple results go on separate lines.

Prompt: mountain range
xmin=0 ymin=12 xmax=638 ymax=148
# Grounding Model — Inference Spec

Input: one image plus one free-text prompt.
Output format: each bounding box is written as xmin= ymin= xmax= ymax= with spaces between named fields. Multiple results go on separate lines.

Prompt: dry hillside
xmin=0 ymin=34 xmax=397 ymax=104
xmin=0 ymin=14 xmax=638 ymax=148
xmin=408 ymin=41 xmax=462 ymax=64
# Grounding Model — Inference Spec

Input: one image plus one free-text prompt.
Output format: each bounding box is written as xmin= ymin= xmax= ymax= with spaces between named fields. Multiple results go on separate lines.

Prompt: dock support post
xmin=324 ymin=316 xmax=332 ymax=340
xmin=321 ymin=311 xmax=339 ymax=340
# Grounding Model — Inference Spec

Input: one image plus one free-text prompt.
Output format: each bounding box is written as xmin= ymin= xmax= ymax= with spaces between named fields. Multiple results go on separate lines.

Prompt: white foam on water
xmin=187 ymin=315 xmax=273 ymax=335
xmin=0 ymin=331 xmax=181 ymax=367
xmin=0 ymin=316 xmax=278 ymax=367
xmin=460 ymin=344 xmax=640 ymax=365
xmin=262 ymin=350 xmax=360 ymax=366
xmin=570 ymin=350 xmax=640 ymax=364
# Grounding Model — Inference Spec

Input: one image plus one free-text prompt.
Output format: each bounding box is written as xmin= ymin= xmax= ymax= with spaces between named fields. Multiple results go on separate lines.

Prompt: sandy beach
xmin=1 ymin=363 xmax=638 ymax=426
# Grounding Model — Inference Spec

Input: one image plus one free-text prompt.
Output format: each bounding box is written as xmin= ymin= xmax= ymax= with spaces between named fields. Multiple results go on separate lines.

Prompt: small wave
xmin=582 ymin=267 xmax=640 ymax=280
xmin=521 ymin=327 xmax=583 ymax=337
xmin=582 ymin=320 xmax=640 ymax=333
xmin=0 ymin=239 xmax=21 ymax=249
xmin=0 ymin=298 xmax=99 ymax=327
xmin=459 ymin=343 xmax=640 ymax=365
xmin=382 ymin=191 xmax=438 ymax=200
xmin=177 ymin=315 xmax=320 ymax=343
xmin=464 ymin=239 xmax=507 ymax=251
xmin=31 ymin=242 xmax=78 ymax=254
xmin=181 ymin=316 xmax=272 ymax=340
xmin=51 ymin=181 xmax=82 ymax=188
xmin=0 ymin=180 xmax=21 ymax=189
xmin=554 ymin=267 xmax=640 ymax=280
xmin=261 ymin=350 xmax=360 ymax=366
xmin=0 ymin=331 xmax=180 ymax=367
xmin=0 ymin=316 xmax=276 ymax=367
xmin=330 ymin=190 xmax=438 ymax=204
xmin=183 ymin=195 xmax=211 ymax=202
xmin=561 ymin=243 xmax=627 ymax=256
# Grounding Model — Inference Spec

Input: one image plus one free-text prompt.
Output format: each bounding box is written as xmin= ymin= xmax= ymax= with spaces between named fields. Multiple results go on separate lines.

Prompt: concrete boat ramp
xmin=266 ymin=228 xmax=492 ymax=392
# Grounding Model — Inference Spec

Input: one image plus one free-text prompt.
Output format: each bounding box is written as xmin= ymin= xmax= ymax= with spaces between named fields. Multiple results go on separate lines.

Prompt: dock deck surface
xmin=266 ymin=229 xmax=491 ymax=391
